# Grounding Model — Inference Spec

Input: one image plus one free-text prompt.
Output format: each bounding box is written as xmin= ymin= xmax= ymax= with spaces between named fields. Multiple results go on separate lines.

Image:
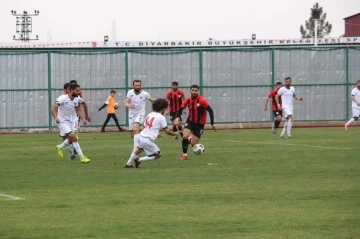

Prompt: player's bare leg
xmin=132 ymin=123 xmax=142 ymax=152
xmin=280 ymin=119 xmax=288 ymax=138
xmin=273 ymin=115 xmax=282 ymax=134
xmin=180 ymin=128 xmax=192 ymax=160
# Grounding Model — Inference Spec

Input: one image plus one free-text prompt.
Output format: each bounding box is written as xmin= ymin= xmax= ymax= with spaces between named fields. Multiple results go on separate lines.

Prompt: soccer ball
xmin=114 ymin=102 xmax=119 ymax=109
xmin=193 ymin=144 xmax=205 ymax=155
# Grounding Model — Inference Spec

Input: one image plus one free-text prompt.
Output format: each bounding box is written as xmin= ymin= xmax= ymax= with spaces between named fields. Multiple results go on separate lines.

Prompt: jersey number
xmin=145 ymin=116 xmax=155 ymax=129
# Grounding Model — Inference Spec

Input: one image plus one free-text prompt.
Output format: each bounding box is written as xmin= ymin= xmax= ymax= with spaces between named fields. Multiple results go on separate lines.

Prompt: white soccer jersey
xmin=126 ymin=89 xmax=151 ymax=117
xmin=140 ymin=112 xmax=167 ymax=141
xmin=351 ymin=87 xmax=360 ymax=109
xmin=277 ymin=86 xmax=295 ymax=109
xmin=56 ymin=95 xmax=84 ymax=123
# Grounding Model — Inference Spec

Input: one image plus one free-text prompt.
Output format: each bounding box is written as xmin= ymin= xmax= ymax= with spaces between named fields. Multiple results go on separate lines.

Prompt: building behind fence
xmin=0 ymin=46 xmax=360 ymax=129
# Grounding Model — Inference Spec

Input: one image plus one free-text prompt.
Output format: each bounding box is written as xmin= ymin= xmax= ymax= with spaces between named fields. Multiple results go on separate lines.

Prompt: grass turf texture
xmin=0 ymin=128 xmax=359 ymax=239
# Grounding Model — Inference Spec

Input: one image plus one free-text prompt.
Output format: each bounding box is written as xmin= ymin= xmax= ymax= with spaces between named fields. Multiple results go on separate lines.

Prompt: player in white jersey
xmin=124 ymin=80 xmax=155 ymax=152
xmin=345 ymin=80 xmax=360 ymax=130
xmin=51 ymin=84 xmax=91 ymax=163
xmin=124 ymin=99 xmax=180 ymax=168
xmin=275 ymin=77 xmax=303 ymax=138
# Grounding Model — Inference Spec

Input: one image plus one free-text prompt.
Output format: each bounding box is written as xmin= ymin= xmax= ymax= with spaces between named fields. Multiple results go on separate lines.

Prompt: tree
xmin=300 ymin=3 xmax=332 ymax=38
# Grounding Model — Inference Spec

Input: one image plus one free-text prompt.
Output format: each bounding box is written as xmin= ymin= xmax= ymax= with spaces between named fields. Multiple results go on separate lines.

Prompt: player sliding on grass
xmin=124 ymin=99 xmax=180 ymax=168
xmin=345 ymin=80 xmax=360 ymax=130
xmin=174 ymin=84 xmax=216 ymax=161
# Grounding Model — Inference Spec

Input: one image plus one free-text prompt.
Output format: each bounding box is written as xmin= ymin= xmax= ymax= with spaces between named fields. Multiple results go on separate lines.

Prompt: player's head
xmin=275 ymin=81 xmax=282 ymax=90
xmin=63 ymin=83 xmax=70 ymax=93
xmin=357 ymin=80 xmax=360 ymax=89
xmin=284 ymin=77 xmax=292 ymax=88
xmin=171 ymin=81 xmax=178 ymax=91
xmin=133 ymin=80 xmax=142 ymax=93
xmin=110 ymin=90 xmax=116 ymax=96
xmin=190 ymin=84 xmax=199 ymax=98
xmin=152 ymin=98 xmax=169 ymax=114
xmin=69 ymin=80 xmax=77 ymax=84
xmin=69 ymin=84 xmax=81 ymax=97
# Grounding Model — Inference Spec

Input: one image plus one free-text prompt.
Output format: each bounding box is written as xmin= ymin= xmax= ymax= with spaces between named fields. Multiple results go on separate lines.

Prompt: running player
xmin=264 ymin=81 xmax=283 ymax=134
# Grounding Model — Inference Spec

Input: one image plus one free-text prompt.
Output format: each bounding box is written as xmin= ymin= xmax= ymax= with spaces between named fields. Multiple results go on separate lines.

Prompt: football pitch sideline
xmin=0 ymin=128 xmax=359 ymax=239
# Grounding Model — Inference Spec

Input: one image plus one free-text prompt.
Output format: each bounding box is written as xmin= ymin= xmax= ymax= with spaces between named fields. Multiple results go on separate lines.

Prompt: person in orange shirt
xmin=99 ymin=90 xmax=124 ymax=132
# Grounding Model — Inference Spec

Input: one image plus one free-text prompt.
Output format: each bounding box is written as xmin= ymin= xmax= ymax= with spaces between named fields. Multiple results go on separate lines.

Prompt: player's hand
xmin=264 ymin=106 xmax=267 ymax=111
xmin=182 ymin=110 xmax=186 ymax=114
xmin=357 ymin=102 xmax=360 ymax=107
xmin=130 ymin=104 xmax=136 ymax=109
xmin=83 ymin=119 xmax=88 ymax=125
xmin=211 ymin=124 xmax=217 ymax=131
xmin=165 ymin=111 xmax=169 ymax=115
xmin=86 ymin=116 xmax=91 ymax=122
xmin=298 ymin=97 xmax=304 ymax=101
xmin=55 ymin=117 xmax=60 ymax=124
xmin=173 ymin=132 xmax=180 ymax=137
xmin=277 ymin=105 xmax=282 ymax=111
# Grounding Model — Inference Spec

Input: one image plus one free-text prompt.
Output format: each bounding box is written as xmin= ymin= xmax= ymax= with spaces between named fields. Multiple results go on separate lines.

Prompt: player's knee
xmin=68 ymin=133 xmax=77 ymax=142
xmin=276 ymin=116 xmax=282 ymax=121
xmin=354 ymin=117 xmax=359 ymax=121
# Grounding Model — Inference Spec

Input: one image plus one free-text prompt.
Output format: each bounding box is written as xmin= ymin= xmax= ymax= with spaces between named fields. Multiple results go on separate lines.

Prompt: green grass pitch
xmin=0 ymin=128 xmax=359 ymax=239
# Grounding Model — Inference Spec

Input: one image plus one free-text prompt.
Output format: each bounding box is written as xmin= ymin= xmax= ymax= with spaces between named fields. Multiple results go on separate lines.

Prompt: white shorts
xmin=58 ymin=121 xmax=78 ymax=137
xmin=137 ymin=136 xmax=160 ymax=156
xmin=283 ymin=108 xmax=293 ymax=118
xmin=129 ymin=114 xmax=145 ymax=131
xmin=352 ymin=108 xmax=360 ymax=117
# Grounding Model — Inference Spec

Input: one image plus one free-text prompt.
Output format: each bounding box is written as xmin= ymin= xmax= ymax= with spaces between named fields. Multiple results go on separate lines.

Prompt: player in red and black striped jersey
xmin=174 ymin=84 xmax=216 ymax=161
xmin=165 ymin=81 xmax=186 ymax=140
xmin=264 ymin=81 xmax=282 ymax=134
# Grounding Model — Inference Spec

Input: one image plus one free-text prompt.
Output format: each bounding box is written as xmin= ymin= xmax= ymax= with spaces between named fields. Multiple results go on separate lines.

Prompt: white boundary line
xmin=205 ymin=139 xmax=355 ymax=150
xmin=0 ymin=193 xmax=24 ymax=200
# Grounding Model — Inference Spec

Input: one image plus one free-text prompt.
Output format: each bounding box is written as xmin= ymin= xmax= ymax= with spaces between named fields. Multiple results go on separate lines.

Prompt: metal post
xmin=314 ymin=19 xmax=318 ymax=46
xmin=199 ymin=50 xmax=203 ymax=95
xmin=125 ymin=50 xmax=129 ymax=128
xmin=47 ymin=51 xmax=52 ymax=129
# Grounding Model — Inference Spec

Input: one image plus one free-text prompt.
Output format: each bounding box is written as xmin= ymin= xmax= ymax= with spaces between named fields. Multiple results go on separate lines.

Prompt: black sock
xmin=274 ymin=119 xmax=281 ymax=128
xmin=178 ymin=125 xmax=183 ymax=131
xmin=182 ymin=138 xmax=189 ymax=154
xmin=173 ymin=125 xmax=177 ymax=132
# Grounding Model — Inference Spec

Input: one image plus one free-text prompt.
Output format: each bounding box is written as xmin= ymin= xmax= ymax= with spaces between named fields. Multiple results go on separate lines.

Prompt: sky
xmin=0 ymin=0 xmax=359 ymax=43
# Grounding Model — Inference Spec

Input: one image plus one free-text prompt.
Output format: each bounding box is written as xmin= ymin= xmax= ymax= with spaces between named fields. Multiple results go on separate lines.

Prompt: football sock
xmin=173 ymin=125 xmax=177 ymax=132
xmin=139 ymin=156 xmax=155 ymax=162
xmin=281 ymin=121 xmax=288 ymax=135
xmin=72 ymin=142 xmax=84 ymax=158
xmin=274 ymin=119 xmax=281 ymax=128
xmin=126 ymin=153 xmax=138 ymax=166
xmin=182 ymin=138 xmax=189 ymax=154
xmin=133 ymin=134 xmax=140 ymax=152
xmin=178 ymin=125 xmax=183 ymax=131
xmin=59 ymin=139 xmax=70 ymax=149
xmin=287 ymin=119 xmax=293 ymax=133
xmin=347 ymin=118 xmax=355 ymax=125
xmin=66 ymin=145 xmax=74 ymax=155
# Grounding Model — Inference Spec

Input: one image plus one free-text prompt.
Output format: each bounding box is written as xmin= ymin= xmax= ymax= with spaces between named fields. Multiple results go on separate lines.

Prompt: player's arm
xmin=205 ymin=106 xmax=216 ymax=131
xmin=99 ymin=97 xmax=110 ymax=111
xmin=275 ymin=91 xmax=282 ymax=110
xmin=181 ymin=92 xmax=186 ymax=114
xmin=264 ymin=95 xmax=270 ymax=111
xmin=51 ymin=103 xmax=59 ymax=123
xmin=293 ymin=93 xmax=303 ymax=101
xmin=80 ymin=102 xmax=90 ymax=122
xmin=148 ymin=96 xmax=156 ymax=103
xmin=124 ymin=97 xmax=134 ymax=108
xmin=351 ymin=95 xmax=360 ymax=106
xmin=163 ymin=127 xmax=179 ymax=136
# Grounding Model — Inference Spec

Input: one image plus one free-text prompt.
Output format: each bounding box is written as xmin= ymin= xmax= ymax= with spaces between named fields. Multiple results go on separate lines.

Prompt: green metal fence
xmin=0 ymin=46 xmax=360 ymax=129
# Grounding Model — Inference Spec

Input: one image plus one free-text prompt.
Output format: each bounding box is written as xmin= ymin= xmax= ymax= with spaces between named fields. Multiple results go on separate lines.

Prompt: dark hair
xmin=285 ymin=77 xmax=292 ymax=81
xmin=69 ymin=84 xmax=80 ymax=91
xmin=110 ymin=90 xmax=116 ymax=93
xmin=357 ymin=80 xmax=360 ymax=83
xmin=69 ymin=80 xmax=77 ymax=84
xmin=276 ymin=81 xmax=282 ymax=85
xmin=190 ymin=84 xmax=199 ymax=89
xmin=152 ymin=99 xmax=169 ymax=112
xmin=133 ymin=79 xmax=142 ymax=85
xmin=64 ymin=83 xmax=70 ymax=90
xmin=172 ymin=81 xmax=178 ymax=86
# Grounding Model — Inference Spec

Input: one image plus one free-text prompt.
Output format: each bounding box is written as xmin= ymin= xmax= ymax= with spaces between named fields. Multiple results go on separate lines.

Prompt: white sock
xmin=139 ymin=156 xmax=155 ymax=162
xmin=347 ymin=118 xmax=355 ymax=125
xmin=59 ymin=139 xmax=70 ymax=149
xmin=287 ymin=119 xmax=293 ymax=133
xmin=132 ymin=134 xmax=140 ymax=152
xmin=281 ymin=121 xmax=288 ymax=135
xmin=126 ymin=153 xmax=138 ymax=166
xmin=66 ymin=145 xmax=74 ymax=155
xmin=72 ymin=142 xmax=84 ymax=158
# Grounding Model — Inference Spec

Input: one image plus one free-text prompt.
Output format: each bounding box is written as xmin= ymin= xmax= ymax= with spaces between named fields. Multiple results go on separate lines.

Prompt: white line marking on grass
xmin=0 ymin=193 xmax=24 ymax=200
xmin=220 ymin=140 xmax=355 ymax=150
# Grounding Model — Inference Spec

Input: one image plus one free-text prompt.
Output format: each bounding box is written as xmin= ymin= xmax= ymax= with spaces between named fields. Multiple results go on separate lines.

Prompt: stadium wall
xmin=0 ymin=46 xmax=360 ymax=131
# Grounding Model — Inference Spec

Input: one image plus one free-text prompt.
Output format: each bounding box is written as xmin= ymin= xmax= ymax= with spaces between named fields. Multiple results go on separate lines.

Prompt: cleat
xmin=286 ymin=133 xmax=292 ymax=138
xmin=344 ymin=123 xmax=348 ymax=131
xmin=119 ymin=127 xmax=124 ymax=132
xmin=280 ymin=134 xmax=288 ymax=138
xmin=101 ymin=128 xmax=105 ymax=132
xmin=179 ymin=155 xmax=188 ymax=161
xmin=135 ymin=159 xmax=141 ymax=168
xmin=80 ymin=157 xmax=91 ymax=163
xmin=69 ymin=154 xmax=76 ymax=161
xmin=56 ymin=145 xmax=63 ymax=159
xmin=124 ymin=164 xmax=134 ymax=168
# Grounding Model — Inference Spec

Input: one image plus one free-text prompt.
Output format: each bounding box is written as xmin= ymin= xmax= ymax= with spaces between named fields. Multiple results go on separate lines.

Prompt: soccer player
xmin=98 ymin=90 xmax=124 ymax=132
xmin=275 ymin=77 xmax=303 ymax=138
xmin=166 ymin=81 xmax=186 ymax=140
xmin=124 ymin=80 xmax=155 ymax=152
xmin=264 ymin=81 xmax=283 ymax=134
xmin=124 ymin=99 xmax=180 ymax=168
xmin=174 ymin=84 xmax=216 ymax=161
xmin=345 ymin=80 xmax=360 ymax=130
xmin=51 ymin=84 xmax=91 ymax=163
